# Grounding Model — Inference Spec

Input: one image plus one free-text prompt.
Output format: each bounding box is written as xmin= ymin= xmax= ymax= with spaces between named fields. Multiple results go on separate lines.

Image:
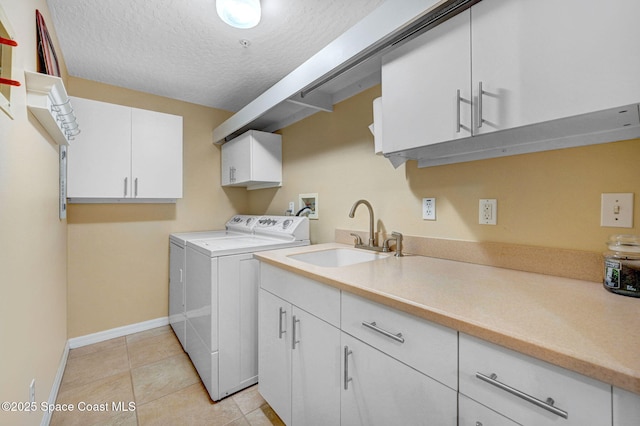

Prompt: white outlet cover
xmin=601 ymin=193 xmax=634 ymax=228
xmin=422 ymin=198 xmax=436 ymax=220
xmin=479 ymin=199 xmax=497 ymax=225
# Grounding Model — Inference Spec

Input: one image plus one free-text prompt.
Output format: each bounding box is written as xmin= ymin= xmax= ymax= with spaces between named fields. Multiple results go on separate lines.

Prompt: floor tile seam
xmin=126 ymin=345 xmax=186 ymax=370
xmin=125 ymin=329 xmax=174 ymax=348
xmin=132 ymin=379 xmax=201 ymax=408
xmin=129 ymin=351 xmax=194 ymax=374
xmin=130 ymin=373 xmax=202 ymax=408
xmin=68 ymin=341 xmax=127 ymax=360
xmin=57 ymin=366 xmax=133 ymax=397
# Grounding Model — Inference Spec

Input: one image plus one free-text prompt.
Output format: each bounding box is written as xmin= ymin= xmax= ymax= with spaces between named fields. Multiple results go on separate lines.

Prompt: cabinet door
xmin=613 ymin=387 xmax=640 ymax=426
xmin=131 ymin=108 xmax=183 ymax=198
xmin=472 ymin=0 xmax=640 ymax=135
xmin=67 ymin=97 xmax=131 ymax=198
xmin=381 ymin=9 xmax=471 ymax=153
xmin=258 ymin=289 xmax=292 ymax=426
xmin=341 ymin=333 xmax=457 ymax=426
xmin=169 ymin=242 xmax=186 ymax=349
xmin=218 ymin=254 xmax=259 ymax=398
xmin=291 ymin=307 xmax=341 ymax=426
xmin=221 ymin=134 xmax=251 ymax=186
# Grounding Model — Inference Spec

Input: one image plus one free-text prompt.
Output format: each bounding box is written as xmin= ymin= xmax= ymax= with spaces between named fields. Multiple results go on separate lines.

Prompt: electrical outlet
xmin=29 ymin=379 xmax=35 ymax=405
xmin=422 ymin=198 xmax=436 ymax=220
xmin=288 ymin=201 xmax=295 ymax=214
xmin=479 ymin=199 xmax=497 ymax=225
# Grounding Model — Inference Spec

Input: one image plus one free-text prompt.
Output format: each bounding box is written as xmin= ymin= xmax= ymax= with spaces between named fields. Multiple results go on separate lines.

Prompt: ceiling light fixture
xmin=216 ymin=0 xmax=261 ymax=29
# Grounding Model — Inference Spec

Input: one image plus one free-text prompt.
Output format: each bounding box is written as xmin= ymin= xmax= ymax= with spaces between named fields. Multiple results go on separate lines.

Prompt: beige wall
xmin=0 ymin=1 xmax=68 ymax=425
xmin=65 ymin=78 xmax=246 ymax=338
xmin=251 ymin=85 xmax=639 ymax=252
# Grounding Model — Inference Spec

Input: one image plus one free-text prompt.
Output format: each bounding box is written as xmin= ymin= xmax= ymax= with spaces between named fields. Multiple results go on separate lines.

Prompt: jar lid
xmin=607 ymin=234 xmax=640 ymax=253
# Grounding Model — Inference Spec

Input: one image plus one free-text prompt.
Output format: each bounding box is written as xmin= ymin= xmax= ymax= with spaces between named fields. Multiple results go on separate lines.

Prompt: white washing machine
xmin=169 ymin=215 xmax=262 ymax=349
xmin=184 ymin=215 xmax=310 ymax=401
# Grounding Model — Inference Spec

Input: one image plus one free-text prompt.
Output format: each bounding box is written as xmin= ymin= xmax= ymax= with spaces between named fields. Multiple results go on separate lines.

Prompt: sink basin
xmin=288 ymin=248 xmax=387 ymax=267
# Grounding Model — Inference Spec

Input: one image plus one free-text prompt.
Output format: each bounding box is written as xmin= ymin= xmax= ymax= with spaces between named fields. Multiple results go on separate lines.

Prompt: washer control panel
xmin=255 ymin=216 xmax=309 ymax=240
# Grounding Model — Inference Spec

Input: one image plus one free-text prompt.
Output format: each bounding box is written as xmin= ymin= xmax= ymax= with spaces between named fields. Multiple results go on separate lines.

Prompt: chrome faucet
xmin=349 ymin=199 xmax=376 ymax=248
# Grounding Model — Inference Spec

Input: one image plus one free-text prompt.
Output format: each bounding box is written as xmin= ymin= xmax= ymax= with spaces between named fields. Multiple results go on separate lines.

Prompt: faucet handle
xmin=350 ymin=233 xmax=363 ymax=246
xmin=391 ymin=232 xmax=404 ymax=257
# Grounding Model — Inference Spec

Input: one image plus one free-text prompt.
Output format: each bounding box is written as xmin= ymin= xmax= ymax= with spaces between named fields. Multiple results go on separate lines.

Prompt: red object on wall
xmin=0 ymin=36 xmax=17 ymax=47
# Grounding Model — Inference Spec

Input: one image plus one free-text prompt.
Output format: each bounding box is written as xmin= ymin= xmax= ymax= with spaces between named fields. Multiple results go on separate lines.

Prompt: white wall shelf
xmin=25 ymin=70 xmax=80 ymax=146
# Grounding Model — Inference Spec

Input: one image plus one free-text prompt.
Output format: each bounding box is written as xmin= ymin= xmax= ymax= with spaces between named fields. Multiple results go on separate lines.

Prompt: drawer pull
xmin=362 ymin=321 xmax=405 ymax=344
xmin=475 ymin=372 xmax=568 ymax=419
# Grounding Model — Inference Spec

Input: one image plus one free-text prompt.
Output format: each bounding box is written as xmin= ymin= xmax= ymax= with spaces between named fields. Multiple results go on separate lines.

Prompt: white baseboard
xmin=41 ymin=340 xmax=69 ymax=426
xmin=68 ymin=317 xmax=169 ymax=349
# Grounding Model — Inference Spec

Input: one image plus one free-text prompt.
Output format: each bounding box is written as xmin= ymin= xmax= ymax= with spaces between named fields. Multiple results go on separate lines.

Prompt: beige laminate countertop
xmin=255 ymin=243 xmax=640 ymax=395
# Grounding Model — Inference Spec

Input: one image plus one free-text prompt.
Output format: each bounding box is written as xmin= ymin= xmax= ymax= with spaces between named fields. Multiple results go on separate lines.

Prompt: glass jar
xmin=603 ymin=235 xmax=640 ymax=297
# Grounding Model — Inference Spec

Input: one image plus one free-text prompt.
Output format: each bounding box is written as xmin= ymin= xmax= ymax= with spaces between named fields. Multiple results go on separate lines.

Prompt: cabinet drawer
xmin=459 ymin=334 xmax=611 ymax=426
xmin=341 ymin=291 xmax=457 ymax=389
xmin=259 ymin=263 xmax=340 ymax=327
xmin=459 ymin=394 xmax=519 ymax=426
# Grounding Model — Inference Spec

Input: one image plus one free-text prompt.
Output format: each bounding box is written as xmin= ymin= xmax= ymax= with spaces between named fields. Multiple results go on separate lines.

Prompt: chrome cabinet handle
xmin=362 ymin=321 xmax=405 ymax=344
xmin=344 ymin=346 xmax=353 ymax=390
xmin=229 ymin=166 xmax=236 ymax=183
xmin=292 ymin=315 xmax=300 ymax=350
xmin=477 ymin=81 xmax=484 ymax=129
xmin=456 ymin=89 xmax=462 ymax=133
xmin=134 ymin=178 xmax=138 ymax=197
xmin=124 ymin=177 xmax=128 ymax=197
xmin=278 ymin=307 xmax=286 ymax=339
xmin=475 ymin=372 xmax=568 ymax=419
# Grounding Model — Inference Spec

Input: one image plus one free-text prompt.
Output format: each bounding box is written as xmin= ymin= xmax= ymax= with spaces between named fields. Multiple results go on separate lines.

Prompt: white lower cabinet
xmin=459 ymin=394 xmax=520 ymax=426
xmin=257 ymin=263 xmax=631 ymax=425
xmin=459 ymin=334 xmax=611 ymax=426
xmin=341 ymin=332 xmax=457 ymax=426
xmin=258 ymin=264 xmax=341 ymax=426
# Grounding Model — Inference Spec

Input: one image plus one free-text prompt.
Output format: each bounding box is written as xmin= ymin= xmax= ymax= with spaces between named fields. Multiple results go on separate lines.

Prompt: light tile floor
xmin=51 ymin=325 xmax=284 ymax=426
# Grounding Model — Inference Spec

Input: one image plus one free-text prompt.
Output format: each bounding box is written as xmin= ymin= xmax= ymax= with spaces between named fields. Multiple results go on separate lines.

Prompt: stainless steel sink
xmin=288 ymin=248 xmax=388 ymax=267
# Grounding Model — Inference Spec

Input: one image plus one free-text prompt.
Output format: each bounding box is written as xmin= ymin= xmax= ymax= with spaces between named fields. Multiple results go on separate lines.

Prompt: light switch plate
xmin=601 ymin=193 xmax=634 ymax=228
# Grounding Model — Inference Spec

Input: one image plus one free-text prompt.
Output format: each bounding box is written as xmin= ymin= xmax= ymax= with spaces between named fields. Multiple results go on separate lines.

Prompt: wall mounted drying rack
xmin=24 ymin=70 xmax=80 ymax=145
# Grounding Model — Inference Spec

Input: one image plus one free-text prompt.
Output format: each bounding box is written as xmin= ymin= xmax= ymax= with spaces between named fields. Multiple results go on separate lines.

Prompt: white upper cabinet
xmin=382 ymin=9 xmax=471 ymax=151
xmin=471 ymin=0 xmax=640 ymax=135
xmin=131 ymin=108 xmax=183 ymax=199
xmin=221 ymin=130 xmax=282 ymax=190
xmin=67 ymin=97 xmax=183 ymax=202
xmin=380 ymin=0 xmax=640 ymax=164
xmin=67 ymin=97 xmax=132 ymax=199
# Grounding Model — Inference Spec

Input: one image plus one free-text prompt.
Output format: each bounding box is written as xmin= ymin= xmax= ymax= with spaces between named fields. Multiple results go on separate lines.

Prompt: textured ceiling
xmin=46 ymin=0 xmax=385 ymax=112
